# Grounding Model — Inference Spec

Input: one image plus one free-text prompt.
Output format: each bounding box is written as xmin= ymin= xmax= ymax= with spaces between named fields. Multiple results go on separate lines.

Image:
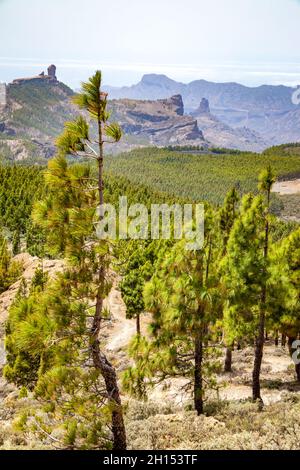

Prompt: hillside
xmin=0 ymin=70 xmax=75 ymax=163
xmin=105 ymin=74 xmax=297 ymax=112
xmin=105 ymin=147 xmax=300 ymax=207
xmin=0 ymin=69 xmax=208 ymax=162
xmin=2 ymin=68 xmax=300 ymax=163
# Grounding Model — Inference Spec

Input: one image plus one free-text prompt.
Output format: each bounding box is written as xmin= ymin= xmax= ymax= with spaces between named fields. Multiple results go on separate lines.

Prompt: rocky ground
xmin=273 ymin=178 xmax=300 ymax=196
xmin=272 ymin=178 xmax=300 ymax=222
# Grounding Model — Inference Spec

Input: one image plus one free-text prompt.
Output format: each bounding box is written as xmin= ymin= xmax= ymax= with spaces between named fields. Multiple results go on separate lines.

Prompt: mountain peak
xmin=140 ymin=74 xmax=178 ymax=86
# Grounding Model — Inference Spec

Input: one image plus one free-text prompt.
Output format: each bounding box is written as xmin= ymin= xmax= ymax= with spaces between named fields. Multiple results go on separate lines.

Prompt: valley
xmin=0 ymin=68 xmax=299 ymax=452
xmin=105 ymin=74 xmax=300 ymax=147
xmin=1 ymin=66 xmax=300 ymax=163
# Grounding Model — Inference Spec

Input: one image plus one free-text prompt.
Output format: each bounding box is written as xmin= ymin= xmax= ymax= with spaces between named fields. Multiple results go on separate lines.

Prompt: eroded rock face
xmin=192 ymin=102 xmax=268 ymax=152
xmin=163 ymin=94 xmax=184 ymax=116
xmin=0 ymin=83 xmax=6 ymax=109
xmin=111 ymin=95 xmax=205 ymax=147
xmin=197 ymin=98 xmax=210 ymax=114
xmin=47 ymin=64 xmax=57 ymax=80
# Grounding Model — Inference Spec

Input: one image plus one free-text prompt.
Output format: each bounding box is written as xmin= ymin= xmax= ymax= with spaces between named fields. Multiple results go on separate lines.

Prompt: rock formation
xmin=196 ymin=97 xmax=210 ymax=114
xmin=111 ymin=94 xmax=205 ymax=148
xmin=191 ymin=98 xmax=268 ymax=151
xmin=48 ymin=64 xmax=57 ymax=80
xmin=105 ymin=74 xmax=300 ymax=147
xmin=13 ymin=65 xmax=58 ymax=85
xmin=0 ymin=83 xmax=6 ymax=109
xmin=159 ymin=94 xmax=184 ymax=116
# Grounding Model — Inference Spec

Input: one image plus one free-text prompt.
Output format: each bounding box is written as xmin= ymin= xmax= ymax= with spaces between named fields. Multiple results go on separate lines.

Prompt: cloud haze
xmin=0 ymin=0 xmax=299 ymax=88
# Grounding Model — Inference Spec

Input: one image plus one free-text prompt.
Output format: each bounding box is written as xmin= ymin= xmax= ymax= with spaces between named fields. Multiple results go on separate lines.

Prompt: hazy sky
xmin=0 ymin=0 xmax=300 ymax=88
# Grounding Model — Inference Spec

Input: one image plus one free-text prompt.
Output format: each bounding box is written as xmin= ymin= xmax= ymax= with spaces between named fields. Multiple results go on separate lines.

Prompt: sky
xmin=0 ymin=0 xmax=300 ymax=89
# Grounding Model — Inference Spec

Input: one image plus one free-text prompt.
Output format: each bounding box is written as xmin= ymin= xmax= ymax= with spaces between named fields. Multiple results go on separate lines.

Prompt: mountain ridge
xmin=104 ymin=74 xmax=300 ymax=146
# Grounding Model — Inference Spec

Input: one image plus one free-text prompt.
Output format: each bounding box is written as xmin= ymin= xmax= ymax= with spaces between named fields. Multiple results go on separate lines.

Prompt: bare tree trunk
xmin=252 ymin=310 xmax=265 ymax=402
xmin=136 ymin=313 xmax=141 ymax=336
xmin=194 ymin=332 xmax=204 ymax=415
xmin=282 ymin=334 xmax=287 ymax=348
xmin=275 ymin=331 xmax=279 ymax=347
xmin=224 ymin=346 xmax=232 ymax=373
xmin=91 ymin=335 xmax=127 ymax=449
xmin=92 ymin=271 xmax=127 ymax=450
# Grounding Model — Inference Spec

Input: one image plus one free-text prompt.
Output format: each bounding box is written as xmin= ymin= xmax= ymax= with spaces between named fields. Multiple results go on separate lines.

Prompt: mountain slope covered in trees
xmin=0 ymin=71 xmax=299 ymax=452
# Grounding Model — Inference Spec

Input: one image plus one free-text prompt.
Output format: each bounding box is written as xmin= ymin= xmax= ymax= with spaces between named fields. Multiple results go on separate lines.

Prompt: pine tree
xmin=0 ymin=231 xmax=23 ymax=294
xmin=127 ymin=211 xmax=223 ymax=415
xmin=252 ymin=167 xmax=276 ymax=401
xmin=268 ymin=228 xmax=300 ymax=380
xmin=6 ymin=71 xmax=126 ymax=450
xmin=222 ymin=167 xmax=276 ymax=403
xmin=120 ymin=241 xmax=156 ymax=335
xmin=12 ymin=229 xmax=21 ymax=255
xmin=219 ymin=188 xmax=239 ymax=372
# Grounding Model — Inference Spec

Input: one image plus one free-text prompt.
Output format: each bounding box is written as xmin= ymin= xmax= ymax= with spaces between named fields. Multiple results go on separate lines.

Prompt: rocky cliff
xmin=110 ymin=95 xmax=205 ymax=149
xmin=105 ymin=74 xmax=300 ymax=147
xmin=0 ymin=67 xmax=77 ymax=162
xmin=0 ymin=69 xmax=207 ymax=162
xmin=191 ymin=98 xmax=269 ymax=152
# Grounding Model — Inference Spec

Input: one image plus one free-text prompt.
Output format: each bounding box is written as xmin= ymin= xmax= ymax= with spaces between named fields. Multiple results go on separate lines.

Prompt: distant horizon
xmin=1 ymin=59 xmax=300 ymax=90
xmin=1 ymin=0 xmax=300 ymax=89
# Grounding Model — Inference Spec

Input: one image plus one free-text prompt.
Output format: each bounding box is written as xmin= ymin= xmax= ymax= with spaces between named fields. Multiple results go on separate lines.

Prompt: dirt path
xmin=105 ymin=285 xmax=136 ymax=353
xmin=272 ymin=179 xmax=300 ymax=195
xmin=103 ymin=281 xmax=297 ymax=406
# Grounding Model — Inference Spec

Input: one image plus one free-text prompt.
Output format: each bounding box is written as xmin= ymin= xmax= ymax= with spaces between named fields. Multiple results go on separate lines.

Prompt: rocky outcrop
xmin=105 ymin=74 xmax=300 ymax=148
xmin=111 ymin=95 xmax=205 ymax=148
xmin=159 ymin=94 xmax=184 ymax=116
xmin=13 ymin=64 xmax=58 ymax=86
xmin=47 ymin=64 xmax=57 ymax=80
xmin=192 ymin=98 xmax=268 ymax=151
xmin=0 ymin=69 xmax=75 ymax=163
xmin=0 ymin=84 xmax=6 ymax=109
xmin=195 ymin=97 xmax=210 ymax=114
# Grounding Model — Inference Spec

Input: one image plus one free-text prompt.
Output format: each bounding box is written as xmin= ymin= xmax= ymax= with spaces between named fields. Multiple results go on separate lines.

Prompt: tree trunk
xmin=288 ymin=337 xmax=300 ymax=382
xmin=252 ymin=185 xmax=270 ymax=404
xmin=275 ymin=331 xmax=279 ymax=347
xmin=194 ymin=332 xmax=203 ymax=415
xmin=136 ymin=313 xmax=141 ymax=336
xmin=224 ymin=346 xmax=232 ymax=373
xmin=92 ymin=113 xmax=126 ymax=450
xmin=296 ymin=363 xmax=300 ymax=382
xmin=92 ymin=339 xmax=127 ymax=449
xmin=252 ymin=310 xmax=265 ymax=402
xmin=282 ymin=334 xmax=287 ymax=348
xmin=92 ymin=283 xmax=127 ymax=450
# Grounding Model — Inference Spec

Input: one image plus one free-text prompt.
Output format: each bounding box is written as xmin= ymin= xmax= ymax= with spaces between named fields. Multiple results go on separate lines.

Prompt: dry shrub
xmin=127 ymin=399 xmax=300 ymax=450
